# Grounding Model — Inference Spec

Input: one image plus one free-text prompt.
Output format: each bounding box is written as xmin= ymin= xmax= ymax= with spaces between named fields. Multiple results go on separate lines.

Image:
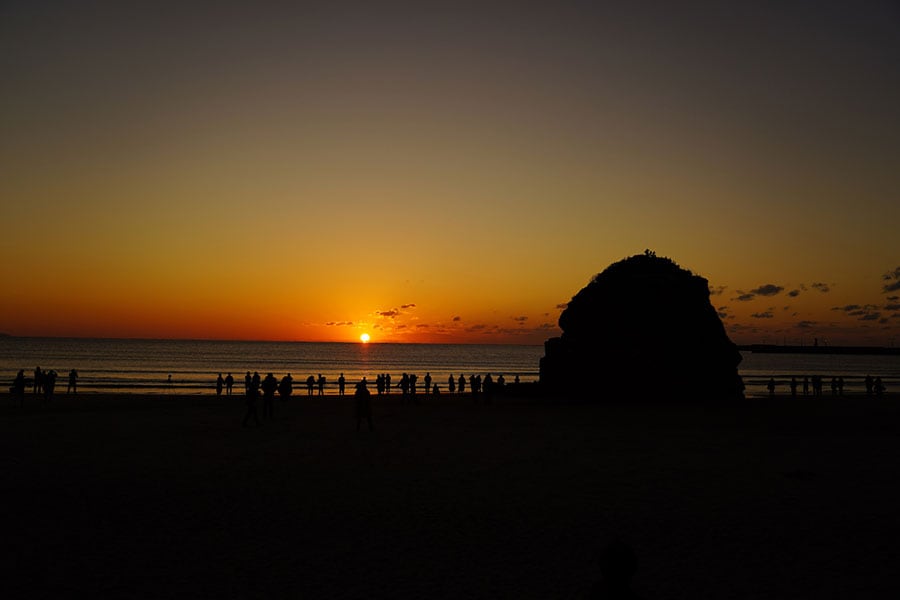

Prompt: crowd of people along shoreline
xmin=231 ymin=371 xmax=520 ymax=429
xmin=764 ymin=374 xmax=887 ymax=398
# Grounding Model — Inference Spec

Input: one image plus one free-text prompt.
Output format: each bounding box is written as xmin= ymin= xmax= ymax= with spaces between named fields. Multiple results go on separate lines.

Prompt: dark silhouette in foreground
xmin=589 ymin=539 xmax=643 ymax=599
xmin=355 ymin=377 xmax=373 ymax=431
xmin=10 ymin=369 xmax=26 ymax=406
xmin=541 ymin=251 xmax=743 ymax=400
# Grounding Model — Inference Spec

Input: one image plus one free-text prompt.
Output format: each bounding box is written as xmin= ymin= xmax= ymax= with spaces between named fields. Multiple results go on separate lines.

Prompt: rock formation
xmin=540 ymin=251 xmax=743 ymax=400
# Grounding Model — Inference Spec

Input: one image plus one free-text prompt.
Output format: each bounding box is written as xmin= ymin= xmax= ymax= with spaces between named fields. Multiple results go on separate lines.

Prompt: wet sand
xmin=3 ymin=390 xmax=900 ymax=598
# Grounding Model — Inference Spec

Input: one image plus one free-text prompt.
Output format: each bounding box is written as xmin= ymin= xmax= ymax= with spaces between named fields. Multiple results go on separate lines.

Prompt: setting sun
xmin=360 ymin=333 xmax=371 ymax=343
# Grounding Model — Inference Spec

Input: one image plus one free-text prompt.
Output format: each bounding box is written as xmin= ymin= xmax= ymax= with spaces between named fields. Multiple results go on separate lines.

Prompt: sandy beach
xmin=3 ymin=390 xmax=900 ymax=598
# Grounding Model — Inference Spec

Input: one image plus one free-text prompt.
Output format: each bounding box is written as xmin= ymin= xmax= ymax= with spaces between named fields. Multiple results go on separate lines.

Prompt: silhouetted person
xmin=216 ymin=373 xmax=224 ymax=397
xmin=243 ymin=375 xmax=261 ymax=427
xmin=448 ymin=374 xmax=456 ymax=394
xmin=225 ymin=373 xmax=234 ymax=395
xmin=458 ymin=374 xmax=466 ymax=395
xmin=399 ymin=373 xmax=410 ymax=403
xmin=67 ymin=369 xmax=78 ymax=394
xmin=245 ymin=371 xmax=252 ymax=394
xmin=11 ymin=370 xmax=26 ymax=406
xmin=424 ymin=372 xmax=432 ymax=395
xmin=317 ymin=373 xmax=326 ymax=396
xmin=409 ymin=373 xmax=418 ymax=403
xmin=496 ymin=373 xmax=505 ymax=392
xmin=44 ymin=370 xmax=57 ymax=401
xmin=355 ymin=377 xmax=373 ymax=432
xmin=252 ymin=372 xmax=261 ymax=393
xmin=865 ymin=375 xmax=874 ymax=397
xmin=306 ymin=375 xmax=315 ymax=396
xmin=338 ymin=373 xmax=346 ymax=395
xmin=874 ymin=377 xmax=886 ymax=397
xmin=789 ymin=376 xmax=797 ymax=399
xmin=767 ymin=377 xmax=776 ymax=397
xmin=514 ymin=374 xmax=520 ymax=384
xmin=589 ymin=539 xmax=642 ymax=600
xmin=34 ymin=366 xmax=42 ymax=396
xmin=376 ymin=374 xmax=385 ymax=395
xmin=385 ymin=373 xmax=391 ymax=394
xmin=278 ymin=373 xmax=293 ymax=401
xmin=261 ymin=373 xmax=278 ymax=418
xmin=483 ymin=373 xmax=494 ymax=403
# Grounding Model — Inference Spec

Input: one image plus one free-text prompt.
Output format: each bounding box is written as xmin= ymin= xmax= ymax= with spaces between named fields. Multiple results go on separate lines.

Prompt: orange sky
xmin=2 ymin=2 xmax=899 ymax=345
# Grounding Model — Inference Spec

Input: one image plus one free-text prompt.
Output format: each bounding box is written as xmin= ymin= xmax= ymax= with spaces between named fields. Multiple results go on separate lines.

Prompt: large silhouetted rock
xmin=540 ymin=251 xmax=743 ymax=400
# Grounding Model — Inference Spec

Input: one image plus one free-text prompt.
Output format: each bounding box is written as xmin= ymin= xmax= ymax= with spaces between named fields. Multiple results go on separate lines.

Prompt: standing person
xmin=216 ymin=373 xmax=224 ymax=397
xmin=424 ymin=372 xmax=432 ymax=395
xmin=448 ymin=374 xmax=456 ymax=394
xmin=789 ymin=376 xmax=797 ymax=399
xmin=384 ymin=373 xmax=391 ymax=395
xmin=67 ymin=369 xmax=79 ymax=395
xmin=11 ymin=370 xmax=26 ymax=406
xmin=44 ymin=370 xmax=57 ymax=401
xmin=317 ymin=374 xmax=326 ymax=396
xmin=33 ymin=366 xmax=42 ymax=396
xmin=245 ymin=371 xmax=252 ymax=394
xmin=458 ymin=374 xmax=466 ymax=395
xmin=306 ymin=375 xmax=315 ymax=396
xmin=225 ymin=373 xmax=234 ymax=396
xmin=338 ymin=373 xmax=346 ymax=396
xmin=355 ymin=377 xmax=373 ymax=432
xmin=767 ymin=377 xmax=776 ymax=398
xmin=261 ymin=373 xmax=278 ymax=418
xmin=874 ymin=377 xmax=886 ymax=397
xmin=483 ymin=373 xmax=494 ymax=403
xmin=243 ymin=374 xmax=261 ymax=427
xmin=278 ymin=373 xmax=293 ymax=402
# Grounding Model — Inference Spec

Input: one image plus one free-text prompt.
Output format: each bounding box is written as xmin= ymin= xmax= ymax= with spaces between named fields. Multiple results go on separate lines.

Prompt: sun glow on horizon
xmin=360 ymin=333 xmax=371 ymax=343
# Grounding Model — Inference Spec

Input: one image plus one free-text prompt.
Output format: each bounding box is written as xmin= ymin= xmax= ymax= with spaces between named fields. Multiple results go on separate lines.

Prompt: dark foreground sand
xmin=3 ymin=391 xmax=900 ymax=599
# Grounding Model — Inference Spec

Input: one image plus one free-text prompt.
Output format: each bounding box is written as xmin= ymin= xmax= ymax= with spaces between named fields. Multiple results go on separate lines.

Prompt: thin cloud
xmin=735 ymin=292 xmax=755 ymax=302
xmin=325 ymin=321 xmax=354 ymax=326
xmin=512 ymin=316 xmax=528 ymax=324
xmin=376 ymin=309 xmax=400 ymax=318
xmin=400 ymin=303 xmax=417 ymax=309
xmin=883 ymin=267 xmax=900 ymax=293
xmin=811 ymin=282 xmax=831 ymax=293
xmin=751 ymin=311 xmax=774 ymax=319
xmin=860 ymin=312 xmax=881 ymax=321
xmin=788 ymin=289 xmax=800 ymax=297
xmin=709 ymin=285 xmax=727 ymax=296
xmin=796 ymin=321 xmax=816 ymax=329
xmin=751 ymin=284 xmax=784 ymax=297
xmin=452 ymin=316 xmax=461 ymax=321
xmin=556 ymin=303 xmax=568 ymax=310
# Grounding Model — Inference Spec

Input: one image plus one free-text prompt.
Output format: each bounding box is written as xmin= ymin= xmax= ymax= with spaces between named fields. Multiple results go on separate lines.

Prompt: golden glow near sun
xmin=360 ymin=333 xmax=371 ymax=343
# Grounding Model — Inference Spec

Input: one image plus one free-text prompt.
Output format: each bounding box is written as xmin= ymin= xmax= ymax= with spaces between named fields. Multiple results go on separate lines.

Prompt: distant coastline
xmin=740 ymin=344 xmax=900 ymax=356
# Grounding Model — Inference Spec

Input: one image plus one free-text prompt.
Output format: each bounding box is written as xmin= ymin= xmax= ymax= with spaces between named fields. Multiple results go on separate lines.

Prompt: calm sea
xmin=1 ymin=337 xmax=898 ymax=397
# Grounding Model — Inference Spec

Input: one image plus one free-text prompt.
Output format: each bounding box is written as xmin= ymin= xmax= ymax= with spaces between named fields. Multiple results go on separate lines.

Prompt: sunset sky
xmin=2 ymin=1 xmax=899 ymax=345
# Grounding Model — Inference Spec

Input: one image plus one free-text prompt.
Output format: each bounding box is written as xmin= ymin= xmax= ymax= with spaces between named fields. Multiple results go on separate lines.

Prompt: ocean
xmin=1 ymin=337 xmax=898 ymax=397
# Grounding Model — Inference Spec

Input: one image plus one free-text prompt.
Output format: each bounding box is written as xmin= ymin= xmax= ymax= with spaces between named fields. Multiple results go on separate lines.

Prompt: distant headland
xmin=740 ymin=344 xmax=900 ymax=356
